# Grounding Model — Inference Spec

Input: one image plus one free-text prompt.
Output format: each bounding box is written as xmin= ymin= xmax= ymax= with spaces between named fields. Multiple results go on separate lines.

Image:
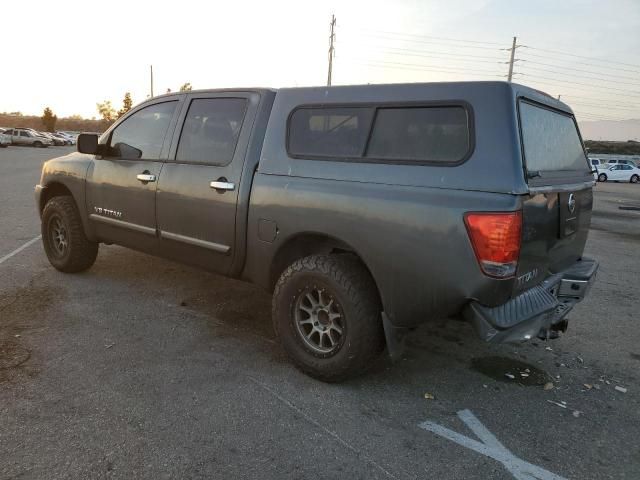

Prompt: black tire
xmin=598 ymin=173 xmax=607 ymax=182
xmin=33 ymin=141 xmax=43 ymax=148
xmin=272 ymin=254 xmax=385 ymax=382
xmin=41 ymin=196 xmax=98 ymax=273
xmin=631 ymin=175 xmax=639 ymax=184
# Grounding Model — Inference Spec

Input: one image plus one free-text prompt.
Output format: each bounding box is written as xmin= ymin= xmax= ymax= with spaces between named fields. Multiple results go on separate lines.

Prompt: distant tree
xmin=166 ymin=88 xmax=172 ymax=93
xmin=41 ymin=107 xmax=57 ymax=132
xmin=96 ymin=100 xmax=116 ymax=123
xmin=179 ymin=82 xmax=192 ymax=92
xmin=117 ymin=92 xmax=133 ymax=118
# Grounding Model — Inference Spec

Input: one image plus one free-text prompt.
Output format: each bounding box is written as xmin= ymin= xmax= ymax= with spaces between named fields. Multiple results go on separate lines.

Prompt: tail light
xmin=464 ymin=211 xmax=522 ymax=278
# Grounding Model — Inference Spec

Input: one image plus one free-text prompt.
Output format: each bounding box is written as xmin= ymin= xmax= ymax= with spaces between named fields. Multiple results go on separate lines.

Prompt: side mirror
xmin=77 ymin=133 xmax=99 ymax=154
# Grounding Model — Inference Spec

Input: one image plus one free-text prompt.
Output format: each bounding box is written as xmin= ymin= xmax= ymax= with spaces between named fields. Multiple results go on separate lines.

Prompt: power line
xmin=574 ymin=109 xmax=633 ymax=119
xmin=519 ymin=51 xmax=640 ymax=75
xmin=568 ymin=101 xmax=640 ymax=112
xmin=348 ymin=60 xmax=502 ymax=78
xmin=352 ymin=28 xmax=506 ymax=46
xmin=573 ymin=111 xmax=636 ymax=121
xmin=518 ymin=58 xmax=640 ymax=82
xmin=522 ymin=78 xmax=640 ymax=101
xmin=345 ymin=57 xmax=501 ymax=75
xmin=522 ymin=45 xmax=640 ymax=70
xmin=518 ymin=63 xmax=640 ymax=88
xmin=348 ymin=32 xmax=503 ymax=51
xmin=339 ymin=47 xmax=504 ymax=66
xmin=338 ymin=43 xmax=505 ymax=62
xmin=518 ymin=73 xmax=640 ymax=97
xmin=560 ymin=95 xmax=640 ymax=109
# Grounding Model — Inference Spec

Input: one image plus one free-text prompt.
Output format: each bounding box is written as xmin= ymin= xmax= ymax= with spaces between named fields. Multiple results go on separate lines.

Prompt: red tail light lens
xmin=464 ymin=211 xmax=522 ymax=278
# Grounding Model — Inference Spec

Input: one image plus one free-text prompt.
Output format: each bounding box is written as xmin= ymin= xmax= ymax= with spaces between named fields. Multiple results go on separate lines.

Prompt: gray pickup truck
xmin=35 ymin=82 xmax=598 ymax=381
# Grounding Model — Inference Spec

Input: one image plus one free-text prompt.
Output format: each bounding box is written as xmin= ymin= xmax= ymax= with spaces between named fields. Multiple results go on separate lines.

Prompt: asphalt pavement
xmin=0 ymin=146 xmax=639 ymax=479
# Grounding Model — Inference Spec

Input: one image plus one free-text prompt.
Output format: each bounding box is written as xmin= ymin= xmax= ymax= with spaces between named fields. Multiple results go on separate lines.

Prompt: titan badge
xmin=94 ymin=207 xmax=123 ymax=218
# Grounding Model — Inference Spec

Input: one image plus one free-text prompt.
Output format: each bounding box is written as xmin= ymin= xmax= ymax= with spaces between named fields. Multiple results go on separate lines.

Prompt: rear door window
xmin=176 ymin=98 xmax=247 ymax=166
xmin=519 ymin=100 xmax=589 ymax=174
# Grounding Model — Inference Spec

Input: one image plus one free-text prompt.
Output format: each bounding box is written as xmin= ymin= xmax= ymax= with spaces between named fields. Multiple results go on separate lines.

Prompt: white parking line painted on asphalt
xmin=0 ymin=235 xmax=41 ymax=265
xmin=419 ymin=410 xmax=567 ymax=480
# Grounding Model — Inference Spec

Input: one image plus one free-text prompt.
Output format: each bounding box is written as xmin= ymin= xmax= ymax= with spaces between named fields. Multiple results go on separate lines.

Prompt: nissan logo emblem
xmin=568 ymin=193 xmax=576 ymax=214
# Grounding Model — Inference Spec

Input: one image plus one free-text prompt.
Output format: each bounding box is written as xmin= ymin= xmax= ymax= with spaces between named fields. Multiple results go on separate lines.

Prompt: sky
xmin=2 ymin=0 xmax=639 ymax=129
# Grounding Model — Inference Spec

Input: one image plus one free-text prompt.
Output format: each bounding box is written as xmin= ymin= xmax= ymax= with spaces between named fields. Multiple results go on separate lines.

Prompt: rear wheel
xmin=41 ymin=196 xmax=98 ymax=272
xmin=272 ymin=254 xmax=385 ymax=382
xmin=598 ymin=173 xmax=607 ymax=182
xmin=631 ymin=175 xmax=639 ymax=184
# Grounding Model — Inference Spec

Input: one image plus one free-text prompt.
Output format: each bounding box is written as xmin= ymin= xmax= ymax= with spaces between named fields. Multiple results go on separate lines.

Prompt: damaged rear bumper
xmin=464 ymin=257 xmax=598 ymax=343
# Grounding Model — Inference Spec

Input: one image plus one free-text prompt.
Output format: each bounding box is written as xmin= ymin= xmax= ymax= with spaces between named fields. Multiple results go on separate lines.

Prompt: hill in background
xmin=585 ymin=140 xmax=640 ymax=156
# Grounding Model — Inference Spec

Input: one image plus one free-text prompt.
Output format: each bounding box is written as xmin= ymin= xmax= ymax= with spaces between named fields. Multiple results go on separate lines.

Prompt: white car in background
xmin=56 ymin=131 xmax=77 ymax=145
xmin=597 ymin=164 xmax=640 ymax=183
xmin=0 ymin=130 xmax=10 ymax=147
xmin=2 ymin=129 xmax=53 ymax=147
xmin=605 ymin=159 xmax=638 ymax=168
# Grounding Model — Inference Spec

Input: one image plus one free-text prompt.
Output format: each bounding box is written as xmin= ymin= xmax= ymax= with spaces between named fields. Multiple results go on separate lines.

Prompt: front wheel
xmin=598 ymin=173 xmax=607 ymax=182
xmin=33 ymin=141 xmax=43 ymax=148
xmin=631 ymin=175 xmax=639 ymax=184
xmin=272 ymin=254 xmax=385 ymax=382
xmin=41 ymin=196 xmax=98 ymax=273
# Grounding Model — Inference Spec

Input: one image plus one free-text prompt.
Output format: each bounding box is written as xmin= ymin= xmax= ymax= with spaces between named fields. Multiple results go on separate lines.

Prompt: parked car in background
xmin=37 ymin=132 xmax=66 ymax=146
xmin=590 ymin=158 xmax=603 ymax=170
xmin=3 ymin=128 xmax=52 ymax=147
xmin=50 ymin=133 xmax=72 ymax=145
xmin=0 ymin=130 xmax=10 ymax=147
xmin=597 ymin=164 xmax=640 ymax=183
xmin=603 ymin=159 xmax=638 ymax=169
xmin=56 ymin=131 xmax=77 ymax=145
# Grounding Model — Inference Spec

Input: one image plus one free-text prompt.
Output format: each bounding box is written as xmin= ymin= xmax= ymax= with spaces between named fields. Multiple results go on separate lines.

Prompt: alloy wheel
xmin=294 ymin=287 xmax=345 ymax=354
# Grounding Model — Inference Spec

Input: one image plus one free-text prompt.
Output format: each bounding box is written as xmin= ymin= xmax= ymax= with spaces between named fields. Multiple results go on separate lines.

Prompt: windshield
xmin=519 ymin=100 xmax=590 ymax=174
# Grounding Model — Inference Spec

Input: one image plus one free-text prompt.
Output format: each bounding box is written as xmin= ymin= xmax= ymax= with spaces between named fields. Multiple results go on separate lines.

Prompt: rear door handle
xmin=136 ymin=173 xmax=156 ymax=183
xmin=210 ymin=180 xmax=235 ymax=191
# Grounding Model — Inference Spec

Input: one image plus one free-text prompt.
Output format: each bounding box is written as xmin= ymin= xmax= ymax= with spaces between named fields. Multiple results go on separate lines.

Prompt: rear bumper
xmin=465 ymin=257 xmax=598 ymax=343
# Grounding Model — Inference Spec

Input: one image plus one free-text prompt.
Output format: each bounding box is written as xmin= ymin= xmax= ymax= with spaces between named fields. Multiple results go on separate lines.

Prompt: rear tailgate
xmin=513 ymin=98 xmax=594 ymax=295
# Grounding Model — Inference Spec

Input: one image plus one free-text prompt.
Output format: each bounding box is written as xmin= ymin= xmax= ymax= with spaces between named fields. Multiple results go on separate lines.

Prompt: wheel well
xmin=40 ymin=182 xmax=73 ymax=213
xmin=269 ymin=234 xmax=377 ymax=294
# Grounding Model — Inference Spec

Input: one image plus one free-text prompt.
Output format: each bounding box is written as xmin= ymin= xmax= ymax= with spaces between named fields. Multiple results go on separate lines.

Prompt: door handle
xmin=136 ymin=173 xmax=156 ymax=183
xmin=209 ymin=179 xmax=235 ymax=191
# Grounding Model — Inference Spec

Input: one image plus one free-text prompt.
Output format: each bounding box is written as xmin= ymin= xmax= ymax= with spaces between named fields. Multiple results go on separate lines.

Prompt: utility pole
xmin=327 ymin=14 xmax=336 ymax=86
xmin=150 ymin=65 xmax=154 ymax=98
xmin=507 ymin=37 xmax=517 ymax=82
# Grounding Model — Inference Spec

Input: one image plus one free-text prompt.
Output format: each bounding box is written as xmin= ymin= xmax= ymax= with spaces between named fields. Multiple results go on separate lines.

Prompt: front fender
xmin=37 ymin=152 xmax=96 ymax=241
